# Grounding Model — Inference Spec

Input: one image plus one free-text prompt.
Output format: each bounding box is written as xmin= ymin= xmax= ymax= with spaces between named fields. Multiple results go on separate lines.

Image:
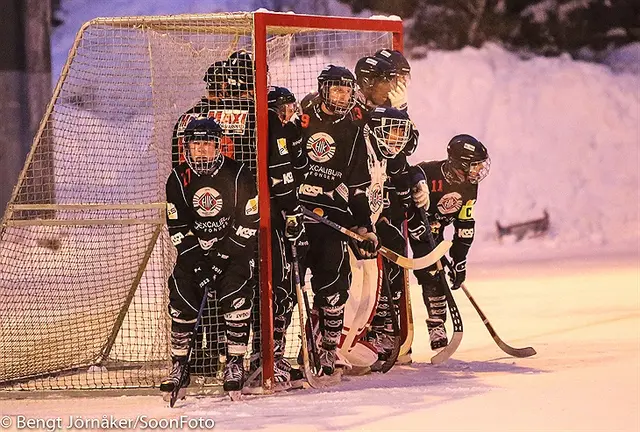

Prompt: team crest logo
xmin=367 ymin=182 xmax=384 ymax=213
xmin=307 ymin=132 xmax=336 ymax=163
xmin=193 ymin=187 xmax=223 ymax=217
xmin=437 ymin=192 xmax=463 ymax=215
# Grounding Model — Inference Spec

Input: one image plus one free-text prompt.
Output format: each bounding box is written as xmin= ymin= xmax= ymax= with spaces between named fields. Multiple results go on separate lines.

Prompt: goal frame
xmin=0 ymin=11 xmax=407 ymax=394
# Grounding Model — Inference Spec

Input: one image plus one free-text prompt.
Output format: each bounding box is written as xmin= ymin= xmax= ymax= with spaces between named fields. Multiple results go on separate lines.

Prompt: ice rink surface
xmin=2 ymin=255 xmax=637 ymax=431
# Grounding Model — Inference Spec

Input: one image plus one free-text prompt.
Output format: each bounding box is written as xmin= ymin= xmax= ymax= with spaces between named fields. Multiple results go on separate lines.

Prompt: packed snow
xmin=2 ymin=2 xmax=638 ymax=431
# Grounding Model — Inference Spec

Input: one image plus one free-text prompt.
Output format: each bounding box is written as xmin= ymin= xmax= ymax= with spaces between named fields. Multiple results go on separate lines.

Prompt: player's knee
xmin=413 ymin=266 xmax=439 ymax=286
xmin=314 ymin=288 xmax=349 ymax=309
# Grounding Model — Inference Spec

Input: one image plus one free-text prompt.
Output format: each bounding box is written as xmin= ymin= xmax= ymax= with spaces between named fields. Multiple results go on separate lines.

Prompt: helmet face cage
xmin=183 ymin=120 xmax=223 ymax=175
xmin=319 ymin=80 xmax=356 ymax=116
xmin=467 ymin=157 xmax=491 ymax=184
xmin=444 ymin=136 xmax=491 ymax=184
xmin=373 ymin=117 xmax=412 ymax=158
xmin=268 ymin=87 xmax=299 ymax=123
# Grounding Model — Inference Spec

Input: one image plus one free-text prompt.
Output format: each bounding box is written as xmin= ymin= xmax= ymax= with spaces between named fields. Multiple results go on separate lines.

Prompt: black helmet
xmin=354 ymin=56 xmax=397 ymax=90
xmin=374 ymin=49 xmax=411 ymax=76
xmin=365 ymin=106 xmax=413 ymax=159
xmin=444 ymin=134 xmax=491 ymax=184
xmin=227 ymin=50 xmax=254 ymax=96
xmin=268 ymin=86 xmax=299 ymax=122
xmin=183 ymin=118 xmax=224 ymax=175
xmin=268 ymin=86 xmax=296 ymax=108
xmin=317 ymin=65 xmax=357 ymax=116
xmin=203 ymin=60 xmax=228 ymax=93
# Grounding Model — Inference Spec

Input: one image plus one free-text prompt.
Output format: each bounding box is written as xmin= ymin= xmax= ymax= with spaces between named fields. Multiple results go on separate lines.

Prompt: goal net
xmin=0 ymin=11 xmax=402 ymax=392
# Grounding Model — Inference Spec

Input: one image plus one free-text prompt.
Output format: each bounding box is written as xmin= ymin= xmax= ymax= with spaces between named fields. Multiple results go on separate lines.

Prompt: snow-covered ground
xmin=2 ymin=256 xmax=638 ymax=431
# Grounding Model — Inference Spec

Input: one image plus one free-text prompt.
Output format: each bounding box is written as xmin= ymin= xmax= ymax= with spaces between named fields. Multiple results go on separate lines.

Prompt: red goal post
xmin=252 ymin=12 xmax=404 ymax=390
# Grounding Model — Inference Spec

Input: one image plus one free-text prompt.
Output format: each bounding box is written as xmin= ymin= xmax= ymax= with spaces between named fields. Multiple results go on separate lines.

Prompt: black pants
xmin=168 ymin=255 xmax=256 ymax=358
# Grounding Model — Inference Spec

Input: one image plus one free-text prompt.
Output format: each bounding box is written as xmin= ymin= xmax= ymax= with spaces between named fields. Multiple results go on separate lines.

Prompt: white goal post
xmin=0 ymin=11 xmax=408 ymax=394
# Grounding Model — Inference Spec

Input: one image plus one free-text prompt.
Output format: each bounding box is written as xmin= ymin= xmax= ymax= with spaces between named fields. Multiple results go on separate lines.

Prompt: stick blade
xmin=496 ymin=339 xmax=537 ymax=358
xmin=411 ymin=240 xmax=452 ymax=270
xmin=430 ymin=331 xmax=463 ymax=365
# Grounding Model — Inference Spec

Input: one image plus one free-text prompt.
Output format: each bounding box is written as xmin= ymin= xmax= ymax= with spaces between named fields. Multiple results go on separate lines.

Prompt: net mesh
xmin=0 ymin=12 xmax=395 ymax=392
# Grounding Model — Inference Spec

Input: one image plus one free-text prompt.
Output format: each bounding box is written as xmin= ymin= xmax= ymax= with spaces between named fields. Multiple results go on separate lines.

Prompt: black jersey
xmin=172 ymin=97 xmax=257 ymax=173
xmin=268 ymin=109 xmax=307 ymax=215
xmin=409 ymin=160 xmax=478 ymax=263
xmin=166 ymin=157 xmax=259 ymax=262
xmin=299 ymin=100 xmax=372 ymax=229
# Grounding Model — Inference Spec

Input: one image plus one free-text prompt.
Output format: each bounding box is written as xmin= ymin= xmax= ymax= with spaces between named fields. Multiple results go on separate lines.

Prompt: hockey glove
xmin=284 ymin=206 xmax=305 ymax=242
xmin=412 ymin=180 xmax=430 ymax=209
xmin=351 ymin=227 xmax=379 ymax=260
xmin=388 ymin=80 xmax=408 ymax=111
xmin=209 ymin=252 xmax=230 ymax=278
xmin=447 ymin=259 xmax=467 ymax=290
xmin=192 ymin=261 xmax=216 ymax=294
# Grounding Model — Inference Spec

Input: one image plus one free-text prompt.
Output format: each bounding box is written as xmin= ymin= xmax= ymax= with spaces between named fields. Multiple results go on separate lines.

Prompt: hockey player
xmin=374 ymin=49 xmax=412 ymax=113
xmin=264 ymin=86 xmax=307 ymax=389
xmin=338 ymin=54 xmax=424 ymax=371
xmin=171 ymin=50 xmax=257 ymax=172
xmin=298 ymin=65 xmax=378 ymax=376
xmin=354 ymin=55 xmax=398 ymax=110
xmin=162 ymin=117 xmax=259 ymax=395
xmin=407 ymin=134 xmax=491 ymax=349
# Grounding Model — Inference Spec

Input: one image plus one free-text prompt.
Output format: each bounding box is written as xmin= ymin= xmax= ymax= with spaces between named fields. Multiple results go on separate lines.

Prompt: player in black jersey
xmin=162 ymin=118 xmax=259 ymax=394
xmin=171 ymin=50 xmax=257 ymax=173
xmin=407 ymin=134 xmax=491 ymax=349
xmin=348 ymin=54 xmax=424 ymax=369
xmin=298 ymin=65 xmax=378 ymax=376
xmin=264 ymin=86 xmax=307 ymax=389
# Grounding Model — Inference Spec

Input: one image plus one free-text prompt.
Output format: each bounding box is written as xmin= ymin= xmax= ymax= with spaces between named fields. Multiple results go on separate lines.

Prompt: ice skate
xmin=427 ymin=318 xmax=448 ymax=350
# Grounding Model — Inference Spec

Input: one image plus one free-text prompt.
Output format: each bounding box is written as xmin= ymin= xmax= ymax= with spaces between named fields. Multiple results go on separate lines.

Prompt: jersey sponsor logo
xmin=458 ymin=199 xmax=476 ymax=220
xmin=367 ymin=182 xmax=384 ymax=213
xmin=245 ymin=195 xmax=259 ymax=215
xmin=194 ymin=217 xmax=230 ymax=232
xmin=236 ymin=225 xmax=257 ymax=239
xmin=198 ymin=238 xmax=217 ymax=250
xmin=458 ymin=228 xmax=474 ymax=238
xmin=335 ymin=183 xmax=349 ymax=202
xmin=277 ymin=138 xmax=289 ymax=155
xmin=306 ymin=132 xmax=336 ymax=163
xmin=170 ymin=232 xmax=184 ymax=246
xmin=437 ymin=192 xmax=463 ymax=215
xmin=299 ymin=183 xmax=323 ymax=197
xmin=282 ymin=172 xmax=294 ymax=184
xmin=166 ymin=202 xmax=178 ymax=220
xmin=308 ymin=164 xmax=342 ymax=180
xmin=193 ymin=187 xmax=223 ymax=217
xmin=207 ymin=109 xmax=249 ymax=135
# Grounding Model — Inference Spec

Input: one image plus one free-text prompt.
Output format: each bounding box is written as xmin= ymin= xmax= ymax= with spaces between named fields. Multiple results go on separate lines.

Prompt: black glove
xmin=209 ymin=251 xmax=229 ymax=278
xmin=350 ymin=226 xmax=379 ymax=260
xmin=447 ymin=259 xmax=467 ymax=290
xmin=284 ymin=206 xmax=305 ymax=242
xmin=192 ymin=261 xmax=216 ymax=293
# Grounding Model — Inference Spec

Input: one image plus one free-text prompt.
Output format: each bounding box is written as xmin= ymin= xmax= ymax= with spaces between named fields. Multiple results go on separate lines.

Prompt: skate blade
xmin=228 ymin=390 xmax=243 ymax=401
xmin=162 ymin=387 xmax=187 ymax=405
xmin=305 ymin=367 xmax=343 ymax=388
xmin=273 ymin=378 xmax=305 ymax=392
